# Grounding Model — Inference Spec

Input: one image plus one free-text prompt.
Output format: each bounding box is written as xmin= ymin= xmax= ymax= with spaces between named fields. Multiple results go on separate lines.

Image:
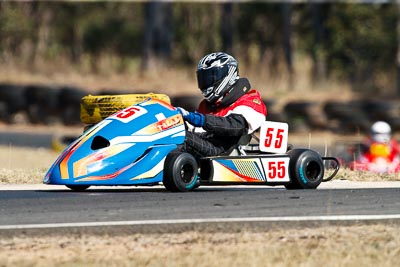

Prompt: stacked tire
xmin=284 ymin=101 xmax=326 ymax=132
xmin=2 ymin=81 xmax=400 ymax=136
xmin=58 ymin=87 xmax=88 ymax=125
xmin=323 ymin=100 xmax=370 ymax=133
xmin=80 ymin=93 xmax=171 ymax=124
xmin=24 ymin=85 xmax=60 ymax=124
xmin=0 ymin=83 xmax=27 ymax=123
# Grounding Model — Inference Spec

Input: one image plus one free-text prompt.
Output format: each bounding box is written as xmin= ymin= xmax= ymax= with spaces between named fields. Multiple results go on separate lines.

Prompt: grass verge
xmin=0 ymin=224 xmax=399 ymax=267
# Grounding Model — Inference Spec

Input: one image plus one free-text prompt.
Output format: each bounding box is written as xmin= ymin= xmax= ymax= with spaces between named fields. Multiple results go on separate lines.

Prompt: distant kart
xmin=44 ymin=97 xmax=340 ymax=192
xmin=346 ymin=142 xmax=400 ymax=173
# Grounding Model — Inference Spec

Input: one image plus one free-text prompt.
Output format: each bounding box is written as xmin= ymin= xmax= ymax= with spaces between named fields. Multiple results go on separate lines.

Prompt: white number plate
xmin=259 ymin=121 xmax=289 ymax=154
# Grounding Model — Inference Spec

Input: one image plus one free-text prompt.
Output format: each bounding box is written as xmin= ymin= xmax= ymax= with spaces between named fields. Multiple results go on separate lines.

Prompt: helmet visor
xmin=372 ymin=133 xmax=390 ymax=143
xmin=197 ymin=65 xmax=228 ymax=91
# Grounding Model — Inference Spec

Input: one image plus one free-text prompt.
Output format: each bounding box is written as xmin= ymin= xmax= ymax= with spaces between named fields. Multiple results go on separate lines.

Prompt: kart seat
xmin=238 ymin=134 xmax=252 ymax=146
xmin=225 ymin=133 xmax=257 ymax=156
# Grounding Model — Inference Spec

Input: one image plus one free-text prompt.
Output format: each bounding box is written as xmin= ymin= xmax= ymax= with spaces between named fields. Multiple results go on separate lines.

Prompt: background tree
xmin=397 ymin=1 xmax=400 ymax=96
xmin=0 ymin=2 xmax=399 ymax=97
xmin=172 ymin=3 xmax=220 ymax=65
xmin=310 ymin=3 xmax=329 ymax=83
xmin=221 ymin=3 xmax=233 ymax=55
xmin=281 ymin=3 xmax=294 ymax=89
xmin=324 ymin=4 xmax=397 ymax=94
xmin=142 ymin=1 xmax=172 ymax=71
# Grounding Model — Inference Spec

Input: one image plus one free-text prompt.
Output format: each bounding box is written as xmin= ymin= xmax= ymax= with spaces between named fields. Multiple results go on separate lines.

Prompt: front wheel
xmin=163 ymin=152 xmax=198 ymax=192
xmin=285 ymin=149 xmax=324 ymax=190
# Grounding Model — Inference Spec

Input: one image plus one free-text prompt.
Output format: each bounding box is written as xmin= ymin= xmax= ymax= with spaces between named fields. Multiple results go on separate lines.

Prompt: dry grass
xmin=335 ymin=168 xmax=400 ymax=181
xmin=0 ymin=145 xmax=58 ymax=184
xmin=0 ymin=59 xmax=359 ymax=102
xmin=0 ymin=224 xmax=399 ymax=267
xmin=0 ymin=62 xmax=199 ymax=97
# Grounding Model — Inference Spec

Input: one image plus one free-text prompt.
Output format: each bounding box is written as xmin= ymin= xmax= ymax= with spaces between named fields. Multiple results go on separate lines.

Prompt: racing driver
xmin=350 ymin=121 xmax=400 ymax=168
xmin=177 ymin=52 xmax=267 ymax=158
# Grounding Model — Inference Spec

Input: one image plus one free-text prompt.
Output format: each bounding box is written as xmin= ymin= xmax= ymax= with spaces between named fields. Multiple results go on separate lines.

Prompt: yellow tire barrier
xmin=80 ymin=93 xmax=170 ymax=124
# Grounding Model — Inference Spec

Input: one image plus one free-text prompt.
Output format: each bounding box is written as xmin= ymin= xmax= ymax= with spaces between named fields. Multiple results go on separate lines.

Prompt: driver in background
xmin=176 ymin=52 xmax=267 ymax=158
xmin=351 ymin=121 xmax=400 ymax=166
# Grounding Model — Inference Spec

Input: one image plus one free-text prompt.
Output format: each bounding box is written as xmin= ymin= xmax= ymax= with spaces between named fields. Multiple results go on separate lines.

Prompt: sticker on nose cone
xmin=111 ymin=106 xmax=147 ymax=123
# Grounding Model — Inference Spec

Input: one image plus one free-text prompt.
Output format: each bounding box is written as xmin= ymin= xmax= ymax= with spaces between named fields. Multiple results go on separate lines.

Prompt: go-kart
xmin=44 ymin=98 xmax=340 ymax=192
xmin=347 ymin=142 xmax=400 ymax=173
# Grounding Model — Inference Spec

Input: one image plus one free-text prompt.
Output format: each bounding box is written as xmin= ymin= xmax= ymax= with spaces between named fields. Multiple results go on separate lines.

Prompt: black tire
xmin=66 ymin=185 xmax=90 ymax=191
xmin=163 ymin=152 xmax=198 ymax=192
xmin=285 ymin=148 xmax=324 ymax=190
xmin=24 ymin=85 xmax=60 ymax=125
xmin=0 ymin=83 xmax=27 ymax=123
xmin=284 ymin=101 xmax=315 ymax=132
xmin=263 ymin=99 xmax=287 ymax=123
xmin=323 ymin=100 xmax=370 ymax=133
xmin=362 ymin=99 xmax=399 ymax=122
xmin=58 ymin=86 xmax=87 ymax=125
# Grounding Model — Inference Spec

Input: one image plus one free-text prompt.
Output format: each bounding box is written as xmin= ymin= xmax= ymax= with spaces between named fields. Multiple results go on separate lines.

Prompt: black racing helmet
xmin=196 ymin=52 xmax=239 ymax=103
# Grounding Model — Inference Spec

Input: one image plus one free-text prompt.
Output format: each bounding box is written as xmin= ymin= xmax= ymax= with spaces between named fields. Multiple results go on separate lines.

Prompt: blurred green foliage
xmin=0 ymin=1 xmax=399 ymax=93
xmin=326 ymin=4 xmax=397 ymax=87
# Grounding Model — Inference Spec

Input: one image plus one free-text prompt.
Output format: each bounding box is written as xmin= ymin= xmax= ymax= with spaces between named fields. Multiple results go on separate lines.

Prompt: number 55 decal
xmin=111 ymin=106 xmax=147 ymax=123
xmin=259 ymin=121 xmax=289 ymax=154
xmin=261 ymin=157 xmax=290 ymax=182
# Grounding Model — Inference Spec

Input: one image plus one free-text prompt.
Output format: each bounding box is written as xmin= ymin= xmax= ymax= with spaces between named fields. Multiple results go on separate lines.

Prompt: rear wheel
xmin=285 ymin=149 xmax=324 ymax=190
xmin=163 ymin=152 xmax=198 ymax=192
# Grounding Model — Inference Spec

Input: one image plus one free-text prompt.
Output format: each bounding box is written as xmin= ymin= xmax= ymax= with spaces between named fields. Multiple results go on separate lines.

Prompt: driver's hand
xmin=176 ymin=107 xmax=204 ymax=127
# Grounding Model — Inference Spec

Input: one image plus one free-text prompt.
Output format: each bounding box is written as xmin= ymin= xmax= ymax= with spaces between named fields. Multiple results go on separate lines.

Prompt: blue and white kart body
xmin=44 ymin=98 xmax=339 ymax=192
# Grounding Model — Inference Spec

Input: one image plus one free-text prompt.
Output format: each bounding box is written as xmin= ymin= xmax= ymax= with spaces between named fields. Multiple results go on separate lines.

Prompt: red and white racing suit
xmin=183 ymin=82 xmax=267 ymax=158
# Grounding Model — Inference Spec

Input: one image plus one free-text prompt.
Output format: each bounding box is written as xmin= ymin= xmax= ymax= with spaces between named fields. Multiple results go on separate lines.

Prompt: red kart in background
xmin=343 ymin=142 xmax=400 ymax=173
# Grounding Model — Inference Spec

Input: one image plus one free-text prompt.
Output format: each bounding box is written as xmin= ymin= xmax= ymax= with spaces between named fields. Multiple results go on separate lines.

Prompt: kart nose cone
xmin=44 ymin=165 xmax=62 ymax=184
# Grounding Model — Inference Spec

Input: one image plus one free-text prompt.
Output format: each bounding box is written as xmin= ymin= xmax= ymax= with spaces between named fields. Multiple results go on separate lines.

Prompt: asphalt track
xmin=0 ymin=131 xmax=54 ymax=148
xmin=1 ymin=132 xmax=399 ymax=232
xmin=0 ymin=181 xmax=399 ymax=232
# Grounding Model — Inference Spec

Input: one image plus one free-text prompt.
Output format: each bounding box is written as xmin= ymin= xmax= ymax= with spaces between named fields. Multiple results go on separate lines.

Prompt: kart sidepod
xmin=44 ymin=98 xmax=340 ymax=192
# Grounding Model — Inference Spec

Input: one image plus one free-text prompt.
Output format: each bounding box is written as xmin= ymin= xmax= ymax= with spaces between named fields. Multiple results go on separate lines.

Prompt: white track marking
xmin=1 ymin=215 xmax=400 ymax=230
